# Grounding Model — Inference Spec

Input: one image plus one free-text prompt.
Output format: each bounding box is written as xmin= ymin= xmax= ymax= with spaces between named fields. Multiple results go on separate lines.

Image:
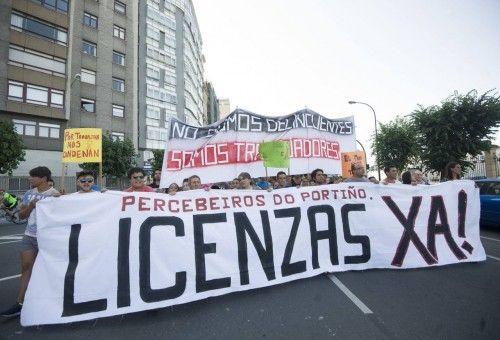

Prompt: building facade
xmin=0 ymin=0 xmax=72 ymax=175
xmin=138 ymin=0 xmax=205 ymax=162
xmin=1 ymin=0 xmax=207 ymax=176
xmin=68 ymin=0 xmax=138 ymax=148
xmin=218 ymin=98 xmax=231 ymax=119
xmin=203 ymin=81 xmax=219 ymax=125
xmin=0 ymin=0 xmax=138 ymax=176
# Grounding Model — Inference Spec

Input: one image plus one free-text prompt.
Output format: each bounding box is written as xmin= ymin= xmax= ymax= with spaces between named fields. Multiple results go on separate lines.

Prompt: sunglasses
xmin=133 ymin=175 xmax=145 ymax=180
xmin=78 ymin=178 xmax=94 ymax=183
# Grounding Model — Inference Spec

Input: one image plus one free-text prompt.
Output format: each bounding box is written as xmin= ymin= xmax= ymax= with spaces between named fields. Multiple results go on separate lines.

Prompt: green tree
xmin=0 ymin=120 xmax=26 ymax=175
xmin=371 ymin=117 xmax=420 ymax=173
xmin=151 ymin=149 xmax=164 ymax=171
xmin=80 ymin=133 xmax=137 ymax=177
xmin=411 ymin=90 xmax=500 ymax=178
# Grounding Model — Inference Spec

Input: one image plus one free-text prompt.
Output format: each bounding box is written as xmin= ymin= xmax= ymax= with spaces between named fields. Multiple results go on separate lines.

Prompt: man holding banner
xmin=1 ymin=166 xmax=59 ymax=318
xmin=124 ymin=167 xmax=156 ymax=192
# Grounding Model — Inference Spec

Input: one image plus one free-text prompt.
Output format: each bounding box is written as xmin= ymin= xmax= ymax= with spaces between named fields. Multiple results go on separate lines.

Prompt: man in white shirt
xmin=1 ymin=166 xmax=59 ymax=318
xmin=382 ymin=165 xmax=402 ymax=185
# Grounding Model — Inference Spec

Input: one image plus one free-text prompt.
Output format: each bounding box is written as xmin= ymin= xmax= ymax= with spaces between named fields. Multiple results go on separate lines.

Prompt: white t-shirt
xmin=22 ymin=187 xmax=59 ymax=237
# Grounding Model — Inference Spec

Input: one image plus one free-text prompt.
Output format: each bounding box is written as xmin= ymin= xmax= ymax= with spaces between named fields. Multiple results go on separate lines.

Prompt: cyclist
xmin=0 ymin=189 xmax=18 ymax=219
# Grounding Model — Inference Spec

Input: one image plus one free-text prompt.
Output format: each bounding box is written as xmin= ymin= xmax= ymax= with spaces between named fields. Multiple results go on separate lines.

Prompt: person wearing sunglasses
xmin=124 ymin=167 xmax=156 ymax=192
xmin=75 ymin=171 xmax=98 ymax=193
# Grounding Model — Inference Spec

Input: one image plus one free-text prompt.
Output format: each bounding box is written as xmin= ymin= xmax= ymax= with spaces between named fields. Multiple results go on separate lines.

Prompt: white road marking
xmin=0 ymin=235 xmax=23 ymax=241
xmin=0 ymin=234 xmax=24 ymax=245
xmin=481 ymin=236 xmax=500 ymax=243
xmin=487 ymin=255 xmax=500 ymax=261
xmin=0 ymin=274 xmax=21 ymax=282
xmin=0 ymin=240 xmax=22 ymax=245
xmin=327 ymin=274 xmax=373 ymax=314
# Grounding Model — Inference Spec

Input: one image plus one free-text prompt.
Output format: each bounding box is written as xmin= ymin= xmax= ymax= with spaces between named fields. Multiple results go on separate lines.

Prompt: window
xmin=146 ymin=127 xmax=168 ymax=144
xmin=26 ymin=84 xmax=48 ymax=105
xmin=82 ymin=40 xmax=97 ymax=57
xmin=81 ymin=69 xmax=96 ymax=84
xmin=111 ymin=132 xmax=125 ymax=141
xmin=113 ymin=25 xmax=125 ymax=39
xmin=114 ymin=1 xmax=126 ymax=15
xmin=146 ymin=84 xmax=176 ymax=103
xmin=13 ymin=120 xmax=36 ymax=136
xmin=112 ymin=104 xmax=124 ymax=117
xmin=32 ymin=0 xmax=69 ymax=14
xmin=478 ymin=182 xmax=500 ymax=196
xmin=11 ymin=11 xmax=67 ymax=45
xmin=38 ymin=122 xmax=60 ymax=138
xmin=146 ymin=106 xmax=160 ymax=119
xmin=51 ymin=89 xmax=64 ymax=108
xmin=112 ymin=77 xmax=124 ymax=92
xmin=9 ymin=44 xmax=66 ymax=77
xmin=8 ymin=80 xmax=64 ymax=108
xmin=146 ymin=66 xmax=160 ymax=80
xmin=112 ymin=51 xmax=125 ymax=66
xmin=8 ymin=81 xmax=24 ymax=101
xmin=83 ymin=12 xmax=97 ymax=28
xmin=146 ymin=118 xmax=160 ymax=127
xmin=81 ymin=98 xmax=95 ymax=112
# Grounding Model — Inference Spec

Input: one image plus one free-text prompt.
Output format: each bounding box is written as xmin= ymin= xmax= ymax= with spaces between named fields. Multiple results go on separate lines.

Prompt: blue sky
xmin=192 ymin=0 xmax=500 ymax=163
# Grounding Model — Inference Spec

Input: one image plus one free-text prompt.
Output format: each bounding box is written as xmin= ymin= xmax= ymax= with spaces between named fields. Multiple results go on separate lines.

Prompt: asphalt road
xmin=1 ymin=219 xmax=499 ymax=340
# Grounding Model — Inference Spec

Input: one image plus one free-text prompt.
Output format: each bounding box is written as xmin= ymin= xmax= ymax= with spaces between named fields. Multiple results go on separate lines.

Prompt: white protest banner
xmin=160 ymin=108 xmax=356 ymax=187
xmin=22 ymin=181 xmax=485 ymax=326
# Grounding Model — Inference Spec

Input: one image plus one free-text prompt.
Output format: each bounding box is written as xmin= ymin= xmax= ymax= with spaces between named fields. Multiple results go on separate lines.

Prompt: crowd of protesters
xmin=0 ymin=160 xmax=464 ymax=318
xmin=127 ymin=161 xmax=461 ymax=194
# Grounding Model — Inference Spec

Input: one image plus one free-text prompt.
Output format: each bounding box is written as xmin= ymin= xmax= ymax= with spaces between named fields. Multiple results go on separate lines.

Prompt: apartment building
xmin=203 ymin=81 xmax=220 ymax=125
xmin=0 ymin=0 xmax=72 ymax=175
xmin=68 ymin=0 xmax=138 ymax=147
xmin=0 ymin=0 xmax=206 ymax=175
xmin=218 ymin=98 xmax=231 ymax=119
xmin=138 ymin=0 xmax=205 ymax=162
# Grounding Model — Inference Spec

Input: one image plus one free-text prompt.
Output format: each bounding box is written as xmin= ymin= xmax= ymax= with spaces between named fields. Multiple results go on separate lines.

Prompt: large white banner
xmin=22 ymin=181 xmax=485 ymax=326
xmin=160 ymin=108 xmax=356 ymax=187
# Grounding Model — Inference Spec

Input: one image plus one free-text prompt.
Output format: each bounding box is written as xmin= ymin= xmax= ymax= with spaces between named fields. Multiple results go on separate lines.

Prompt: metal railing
xmin=0 ymin=176 xmax=129 ymax=196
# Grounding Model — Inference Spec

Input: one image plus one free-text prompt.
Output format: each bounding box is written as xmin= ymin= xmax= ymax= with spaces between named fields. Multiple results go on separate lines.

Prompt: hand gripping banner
xmin=22 ymin=181 xmax=485 ymax=325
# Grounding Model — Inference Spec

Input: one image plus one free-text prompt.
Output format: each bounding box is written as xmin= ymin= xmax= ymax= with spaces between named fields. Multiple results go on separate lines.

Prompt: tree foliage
xmin=151 ymin=149 xmax=164 ymax=171
xmin=411 ymin=90 xmax=500 ymax=178
xmin=80 ymin=133 xmax=137 ymax=177
xmin=0 ymin=120 xmax=26 ymax=175
xmin=371 ymin=117 xmax=420 ymax=173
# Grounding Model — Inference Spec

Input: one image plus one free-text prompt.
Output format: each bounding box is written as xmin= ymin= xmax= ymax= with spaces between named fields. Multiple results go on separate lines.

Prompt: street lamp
xmin=348 ymin=100 xmax=381 ymax=180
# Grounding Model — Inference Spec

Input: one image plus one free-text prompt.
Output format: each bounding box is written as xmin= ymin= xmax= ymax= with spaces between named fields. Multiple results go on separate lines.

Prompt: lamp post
xmin=348 ymin=100 xmax=381 ymax=180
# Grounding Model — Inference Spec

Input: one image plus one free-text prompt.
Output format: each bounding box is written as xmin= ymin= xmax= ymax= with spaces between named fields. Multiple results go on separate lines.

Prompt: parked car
xmin=475 ymin=178 xmax=500 ymax=227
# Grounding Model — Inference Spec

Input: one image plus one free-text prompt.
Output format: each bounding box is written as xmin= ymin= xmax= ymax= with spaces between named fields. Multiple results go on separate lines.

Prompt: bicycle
xmin=0 ymin=203 xmax=27 ymax=224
